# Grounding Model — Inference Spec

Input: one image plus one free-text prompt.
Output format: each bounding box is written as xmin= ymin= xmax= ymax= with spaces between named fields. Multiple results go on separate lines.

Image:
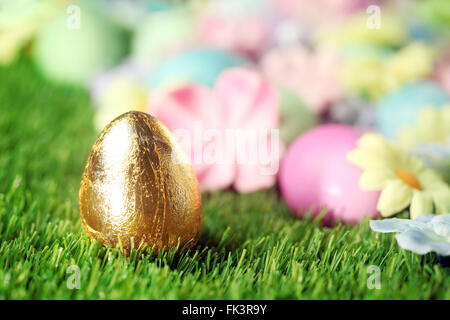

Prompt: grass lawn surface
xmin=0 ymin=59 xmax=449 ymax=299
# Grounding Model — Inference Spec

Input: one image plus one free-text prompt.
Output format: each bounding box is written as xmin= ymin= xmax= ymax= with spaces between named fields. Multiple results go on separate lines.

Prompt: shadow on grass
xmin=84 ymin=224 xmax=241 ymax=277
xmin=435 ymin=255 xmax=450 ymax=268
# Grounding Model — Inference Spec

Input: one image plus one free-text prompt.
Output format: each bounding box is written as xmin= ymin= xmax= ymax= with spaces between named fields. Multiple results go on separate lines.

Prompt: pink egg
xmin=279 ymin=124 xmax=380 ymax=225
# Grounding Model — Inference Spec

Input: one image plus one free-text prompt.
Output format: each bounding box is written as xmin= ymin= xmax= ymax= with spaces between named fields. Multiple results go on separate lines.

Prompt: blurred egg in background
xmin=279 ymin=125 xmax=380 ymax=225
xmin=33 ymin=2 xmax=128 ymax=85
xmin=148 ymin=48 xmax=249 ymax=89
xmin=132 ymin=7 xmax=196 ymax=64
xmin=376 ymin=81 xmax=450 ymax=139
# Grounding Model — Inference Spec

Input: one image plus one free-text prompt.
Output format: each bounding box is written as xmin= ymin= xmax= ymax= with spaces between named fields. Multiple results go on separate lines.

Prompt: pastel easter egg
xmin=376 ymin=81 xmax=450 ymax=139
xmin=278 ymin=86 xmax=318 ymax=145
xmin=33 ymin=8 xmax=127 ymax=85
xmin=148 ymin=48 xmax=248 ymax=89
xmin=279 ymin=124 xmax=379 ymax=225
xmin=132 ymin=8 xmax=195 ymax=63
xmin=89 ymin=58 xmax=149 ymax=108
xmin=318 ymin=146 xmax=380 ymax=224
xmin=93 ymin=77 xmax=148 ymax=132
xmin=79 ymin=111 xmax=202 ymax=255
xmin=86 ymin=0 xmax=180 ymax=29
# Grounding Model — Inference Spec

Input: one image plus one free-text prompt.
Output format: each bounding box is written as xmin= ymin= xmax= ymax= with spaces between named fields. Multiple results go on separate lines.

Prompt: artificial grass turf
xmin=0 ymin=58 xmax=449 ymax=300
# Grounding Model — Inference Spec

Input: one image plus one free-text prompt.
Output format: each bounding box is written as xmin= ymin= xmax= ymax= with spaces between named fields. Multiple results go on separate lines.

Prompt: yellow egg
xmin=79 ymin=111 xmax=202 ymax=255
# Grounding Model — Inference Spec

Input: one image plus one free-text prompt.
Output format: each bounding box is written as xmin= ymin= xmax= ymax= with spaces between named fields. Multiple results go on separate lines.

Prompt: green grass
xmin=0 ymin=58 xmax=449 ymax=300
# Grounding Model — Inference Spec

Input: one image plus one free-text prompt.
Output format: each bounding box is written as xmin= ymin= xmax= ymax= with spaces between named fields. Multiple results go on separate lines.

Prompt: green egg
xmin=33 ymin=6 xmax=127 ymax=85
xmin=132 ymin=8 xmax=195 ymax=63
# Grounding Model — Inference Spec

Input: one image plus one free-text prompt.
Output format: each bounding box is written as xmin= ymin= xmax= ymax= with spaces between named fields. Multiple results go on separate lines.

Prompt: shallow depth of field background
xmin=0 ymin=0 xmax=449 ymax=299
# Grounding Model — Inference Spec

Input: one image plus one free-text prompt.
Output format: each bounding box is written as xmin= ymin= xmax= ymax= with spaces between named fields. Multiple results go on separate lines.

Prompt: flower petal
xmin=415 ymin=214 xmax=436 ymax=223
xmin=430 ymin=215 xmax=450 ymax=239
xmin=405 ymin=156 xmax=426 ymax=175
xmin=418 ymin=169 xmax=446 ymax=189
xmin=395 ymin=229 xmax=450 ymax=256
xmin=152 ymin=85 xmax=219 ymax=131
xmin=369 ymin=218 xmax=417 ymax=233
xmin=359 ymin=168 xmax=396 ymax=190
xmin=215 ymin=69 xmax=279 ymax=130
xmin=410 ymin=191 xmax=433 ymax=220
xmin=395 ymin=230 xmax=445 ymax=255
xmin=371 ymin=214 xmax=450 ymax=256
xmin=377 ymin=180 xmax=413 ymax=217
xmin=198 ymin=162 xmax=236 ymax=192
xmin=357 ymin=133 xmax=390 ymax=151
xmin=432 ymin=188 xmax=450 ymax=214
xmin=347 ymin=149 xmax=393 ymax=170
xmin=233 ymin=137 xmax=281 ymax=193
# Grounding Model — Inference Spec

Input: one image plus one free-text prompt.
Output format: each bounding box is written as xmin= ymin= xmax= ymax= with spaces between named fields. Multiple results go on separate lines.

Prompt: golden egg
xmin=79 ymin=111 xmax=202 ymax=254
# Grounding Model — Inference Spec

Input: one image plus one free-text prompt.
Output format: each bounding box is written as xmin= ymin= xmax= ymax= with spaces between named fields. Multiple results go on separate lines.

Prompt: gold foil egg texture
xmin=79 ymin=111 xmax=202 ymax=254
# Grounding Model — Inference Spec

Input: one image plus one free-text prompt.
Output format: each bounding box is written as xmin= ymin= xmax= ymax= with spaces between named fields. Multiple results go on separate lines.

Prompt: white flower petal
xmin=395 ymin=230 xmax=448 ymax=255
xmin=377 ymin=180 xmax=413 ymax=217
xmin=427 ymin=242 xmax=450 ymax=256
xmin=415 ymin=214 xmax=436 ymax=223
xmin=431 ymin=217 xmax=450 ymax=240
xmin=370 ymin=218 xmax=417 ymax=233
xmin=431 ymin=214 xmax=450 ymax=224
xmin=371 ymin=214 xmax=450 ymax=256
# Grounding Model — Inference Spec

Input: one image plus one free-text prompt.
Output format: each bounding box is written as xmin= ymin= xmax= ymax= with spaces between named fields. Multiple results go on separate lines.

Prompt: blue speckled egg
xmin=148 ymin=48 xmax=249 ymax=89
xmin=376 ymin=81 xmax=450 ymax=139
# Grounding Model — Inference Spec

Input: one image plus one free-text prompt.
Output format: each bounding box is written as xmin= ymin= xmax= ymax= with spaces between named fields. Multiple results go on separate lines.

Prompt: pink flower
xmin=261 ymin=45 xmax=344 ymax=114
xmin=150 ymin=68 xmax=282 ymax=193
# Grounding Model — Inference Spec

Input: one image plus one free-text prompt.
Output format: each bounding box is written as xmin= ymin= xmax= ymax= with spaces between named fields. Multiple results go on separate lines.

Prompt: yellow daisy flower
xmin=318 ymin=12 xmax=406 ymax=47
xmin=341 ymin=56 xmax=389 ymax=100
xmin=386 ymin=42 xmax=435 ymax=86
xmin=399 ymin=105 xmax=450 ymax=151
xmin=340 ymin=42 xmax=435 ymax=101
xmin=347 ymin=133 xmax=450 ymax=219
